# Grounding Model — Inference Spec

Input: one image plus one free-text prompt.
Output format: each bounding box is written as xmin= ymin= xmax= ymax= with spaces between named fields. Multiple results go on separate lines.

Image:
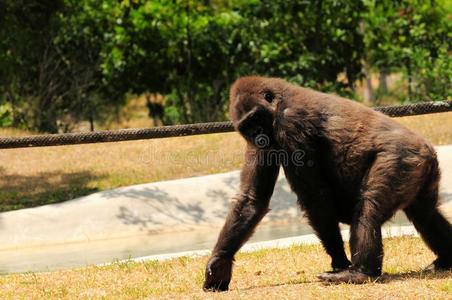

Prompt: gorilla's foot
xmin=203 ymin=256 xmax=233 ymax=292
xmin=331 ymin=258 xmax=352 ymax=273
xmin=424 ymin=258 xmax=452 ymax=272
xmin=317 ymin=269 xmax=374 ymax=284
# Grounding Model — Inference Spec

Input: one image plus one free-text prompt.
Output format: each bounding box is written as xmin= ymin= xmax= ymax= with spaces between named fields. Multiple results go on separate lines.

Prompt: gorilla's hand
xmin=203 ymin=256 xmax=233 ymax=292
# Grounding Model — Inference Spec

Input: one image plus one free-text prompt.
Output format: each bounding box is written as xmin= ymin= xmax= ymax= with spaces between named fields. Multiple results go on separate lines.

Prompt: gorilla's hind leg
xmin=319 ymin=154 xmax=403 ymax=284
xmin=404 ymin=199 xmax=452 ymax=271
xmin=318 ymin=197 xmax=389 ymax=284
xmin=405 ymin=155 xmax=452 ymax=271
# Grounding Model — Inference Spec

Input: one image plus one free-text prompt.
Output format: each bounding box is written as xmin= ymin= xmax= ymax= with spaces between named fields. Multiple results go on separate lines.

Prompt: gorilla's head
xmin=229 ymin=76 xmax=288 ymax=149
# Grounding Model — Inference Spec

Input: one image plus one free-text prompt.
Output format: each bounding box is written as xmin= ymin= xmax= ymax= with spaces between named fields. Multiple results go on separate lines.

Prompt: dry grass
xmin=0 ymin=112 xmax=451 ymax=212
xmin=0 ymin=237 xmax=450 ymax=299
xmin=0 ymin=132 xmax=245 ymax=211
xmin=397 ymin=112 xmax=452 ymax=145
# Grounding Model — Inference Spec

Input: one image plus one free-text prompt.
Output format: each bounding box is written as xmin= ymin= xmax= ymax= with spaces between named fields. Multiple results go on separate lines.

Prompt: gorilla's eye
xmin=264 ymin=91 xmax=275 ymax=102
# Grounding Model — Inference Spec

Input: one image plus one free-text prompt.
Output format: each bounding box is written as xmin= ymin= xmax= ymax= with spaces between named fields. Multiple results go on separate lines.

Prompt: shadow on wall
xmin=441 ymin=192 xmax=452 ymax=203
xmin=0 ymin=167 xmax=103 ymax=212
xmin=104 ymin=173 xmax=299 ymax=232
xmin=113 ymin=187 xmax=209 ymax=229
xmin=104 ymin=169 xmax=451 ymax=233
xmin=102 ymin=185 xmax=231 ymax=233
xmin=204 ymin=175 xmax=298 ymax=222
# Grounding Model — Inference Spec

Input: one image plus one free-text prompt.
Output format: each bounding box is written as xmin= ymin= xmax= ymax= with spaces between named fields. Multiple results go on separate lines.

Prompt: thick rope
xmin=374 ymin=100 xmax=452 ymax=117
xmin=0 ymin=100 xmax=450 ymax=149
xmin=0 ymin=122 xmax=234 ymax=149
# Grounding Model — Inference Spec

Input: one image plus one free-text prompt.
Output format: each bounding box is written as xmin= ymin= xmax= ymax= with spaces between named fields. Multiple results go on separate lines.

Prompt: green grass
xmin=0 ymin=112 xmax=451 ymax=212
xmin=0 ymin=237 xmax=450 ymax=299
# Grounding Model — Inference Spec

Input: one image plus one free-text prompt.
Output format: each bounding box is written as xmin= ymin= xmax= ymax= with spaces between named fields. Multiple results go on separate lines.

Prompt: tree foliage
xmin=0 ymin=0 xmax=450 ymax=131
xmin=77 ymin=0 xmax=366 ymax=124
xmin=363 ymin=0 xmax=451 ymax=102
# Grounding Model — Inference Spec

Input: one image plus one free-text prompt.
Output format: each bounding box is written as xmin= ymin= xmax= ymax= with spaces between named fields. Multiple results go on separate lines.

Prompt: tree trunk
xmin=210 ymin=79 xmax=224 ymax=121
xmin=363 ymin=62 xmax=374 ymax=105
xmin=6 ymin=89 xmax=18 ymax=126
xmin=406 ymin=60 xmax=413 ymax=101
xmin=185 ymin=1 xmax=195 ymax=122
xmin=89 ymin=114 xmax=95 ymax=131
xmin=314 ymin=0 xmax=323 ymax=52
xmin=378 ymin=71 xmax=388 ymax=94
xmin=359 ymin=21 xmax=373 ymax=105
xmin=176 ymin=90 xmax=190 ymax=124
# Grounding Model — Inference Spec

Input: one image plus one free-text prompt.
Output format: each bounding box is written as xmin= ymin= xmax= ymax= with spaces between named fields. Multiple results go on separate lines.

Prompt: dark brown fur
xmin=203 ymin=76 xmax=452 ymax=291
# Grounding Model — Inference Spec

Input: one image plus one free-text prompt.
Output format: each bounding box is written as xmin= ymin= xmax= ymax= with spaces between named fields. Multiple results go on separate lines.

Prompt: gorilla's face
xmin=229 ymin=76 xmax=285 ymax=149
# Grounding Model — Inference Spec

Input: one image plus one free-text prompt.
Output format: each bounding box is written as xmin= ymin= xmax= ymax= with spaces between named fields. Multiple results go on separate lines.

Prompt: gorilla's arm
xmin=203 ymin=146 xmax=280 ymax=291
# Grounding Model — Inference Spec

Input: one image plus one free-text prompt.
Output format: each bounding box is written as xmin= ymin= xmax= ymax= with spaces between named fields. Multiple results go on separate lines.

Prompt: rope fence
xmin=0 ymin=100 xmax=451 ymax=149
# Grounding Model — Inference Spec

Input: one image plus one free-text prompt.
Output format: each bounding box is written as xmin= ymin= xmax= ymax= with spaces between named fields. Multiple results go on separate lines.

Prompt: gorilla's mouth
xmin=234 ymin=105 xmax=275 ymax=148
xmin=251 ymin=126 xmax=264 ymax=137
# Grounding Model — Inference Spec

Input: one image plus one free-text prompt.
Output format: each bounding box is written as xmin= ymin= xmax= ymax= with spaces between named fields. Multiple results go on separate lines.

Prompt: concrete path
xmin=129 ymin=225 xmax=419 ymax=264
xmin=1 ymin=146 xmax=451 ymax=251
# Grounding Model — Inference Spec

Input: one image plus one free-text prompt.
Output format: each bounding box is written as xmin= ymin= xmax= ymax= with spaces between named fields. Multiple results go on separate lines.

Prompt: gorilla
xmin=203 ymin=76 xmax=452 ymax=291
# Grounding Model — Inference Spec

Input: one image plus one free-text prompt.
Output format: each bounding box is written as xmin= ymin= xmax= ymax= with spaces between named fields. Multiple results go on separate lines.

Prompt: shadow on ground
xmin=238 ymin=270 xmax=452 ymax=292
xmin=377 ymin=269 xmax=452 ymax=283
xmin=109 ymin=186 xmax=210 ymax=229
xmin=0 ymin=167 xmax=104 ymax=212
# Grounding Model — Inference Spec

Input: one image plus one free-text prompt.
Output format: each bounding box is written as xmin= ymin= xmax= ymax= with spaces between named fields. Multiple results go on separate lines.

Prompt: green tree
xmin=2 ymin=0 xmax=448 ymax=131
xmin=103 ymin=0 xmax=365 ymax=124
xmin=0 ymin=0 xmax=66 ymax=131
xmin=238 ymin=0 xmax=364 ymax=95
xmin=363 ymin=0 xmax=451 ymax=102
xmin=100 ymin=1 xmax=249 ymax=123
xmin=0 ymin=0 xmax=126 ymax=132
